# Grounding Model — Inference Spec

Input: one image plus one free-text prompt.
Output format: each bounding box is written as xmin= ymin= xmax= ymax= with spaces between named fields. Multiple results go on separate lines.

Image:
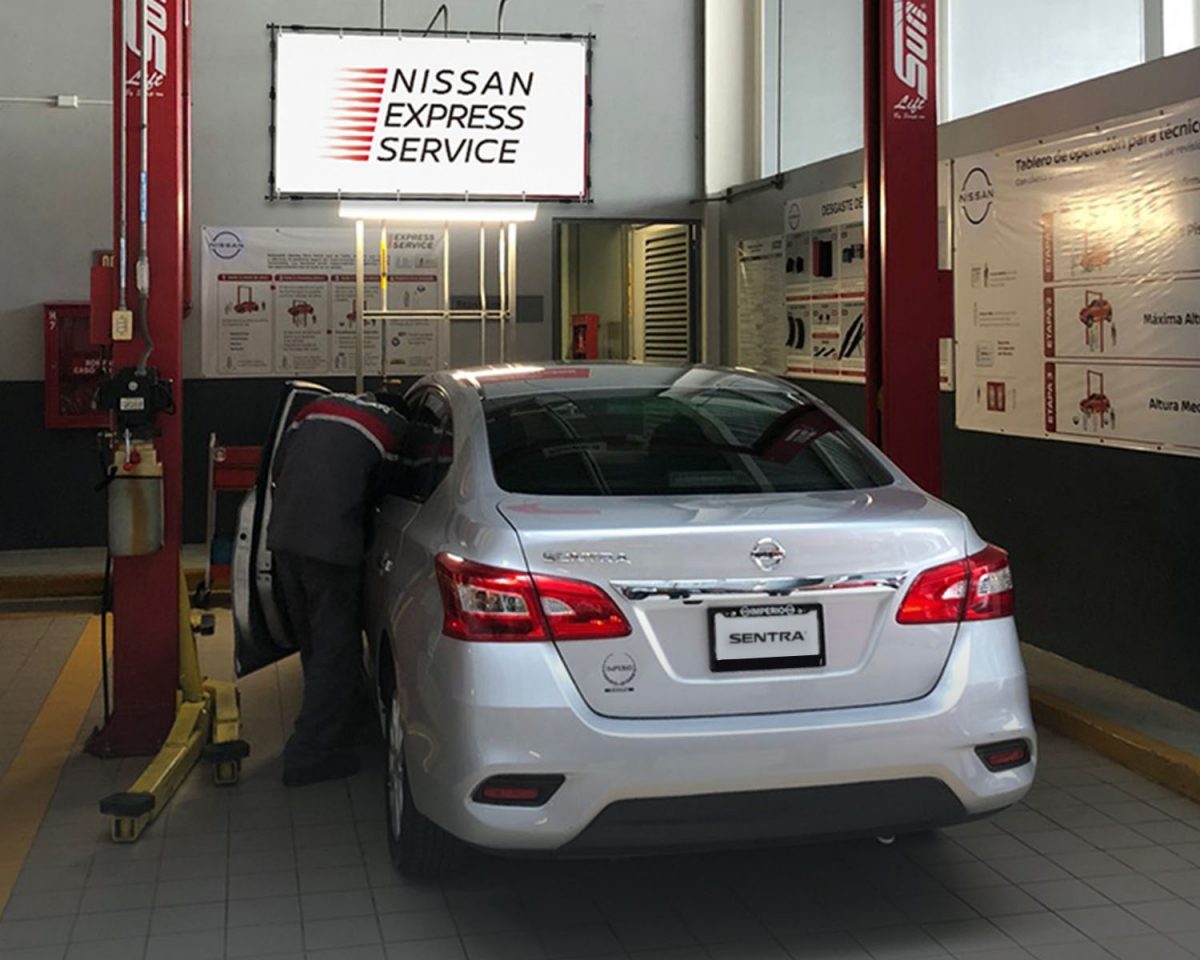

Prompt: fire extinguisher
xmin=570 ymin=313 xmax=599 ymax=360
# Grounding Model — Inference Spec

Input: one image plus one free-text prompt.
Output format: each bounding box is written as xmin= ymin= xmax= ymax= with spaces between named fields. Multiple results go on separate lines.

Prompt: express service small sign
xmin=272 ymin=30 xmax=590 ymax=200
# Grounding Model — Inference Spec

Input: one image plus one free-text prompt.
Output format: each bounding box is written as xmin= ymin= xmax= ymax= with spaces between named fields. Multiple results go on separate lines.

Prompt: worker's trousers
xmin=274 ymin=550 xmax=363 ymax=770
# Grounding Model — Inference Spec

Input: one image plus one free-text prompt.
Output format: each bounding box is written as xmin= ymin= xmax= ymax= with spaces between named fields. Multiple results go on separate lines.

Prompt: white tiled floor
xmin=5 ymin=613 xmax=1200 ymax=960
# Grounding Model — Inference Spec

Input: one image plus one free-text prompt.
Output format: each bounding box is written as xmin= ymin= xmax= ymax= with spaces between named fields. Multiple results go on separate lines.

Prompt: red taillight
xmin=436 ymin=554 xmax=547 ymax=641
xmin=897 ymin=545 xmax=1014 ymax=624
xmin=896 ymin=558 xmax=969 ymax=624
xmin=533 ymin=574 xmax=632 ymax=640
xmin=435 ymin=554 xmax=631 ymax=642
xmin=964 ymin=545 xmax=1015 ymax=620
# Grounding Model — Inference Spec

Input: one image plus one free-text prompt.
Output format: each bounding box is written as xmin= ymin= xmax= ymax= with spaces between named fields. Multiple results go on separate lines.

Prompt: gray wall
xmin=185 ymin=0 xmax=701 ymax=374
xmin=762 ymin=0 xmax=863 ymax=175
xmin=721 ymin=48 xmax=1200 ymax=709
xmin=0 ymin=0 xmax=700 ymax=381
xmin=0 ymin=0 xmax=701 ymax=546
xmin=0 ymin=0 xmax=112 ymax=382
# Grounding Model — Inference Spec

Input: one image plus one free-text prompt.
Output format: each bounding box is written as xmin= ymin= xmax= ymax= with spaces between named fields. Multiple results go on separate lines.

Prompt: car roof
xmin=437 ymin=362 xmax=799 ymax=401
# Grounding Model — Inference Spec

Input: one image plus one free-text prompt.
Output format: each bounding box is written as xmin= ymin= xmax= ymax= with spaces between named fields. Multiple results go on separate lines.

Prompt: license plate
xmin=709 ymin=603 xmax=826 ymax=672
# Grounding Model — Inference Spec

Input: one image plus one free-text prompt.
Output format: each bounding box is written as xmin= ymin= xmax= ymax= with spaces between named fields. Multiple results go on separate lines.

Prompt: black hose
xmin=94 ymin=433 xmax=113 ymax=723
xmin=497 ymin=0 xmax=510 ymax=35
xmin=136 ymin=292 xmax=154 ymax=373
xmin=100 ymin=549 xmax=112 ymax=724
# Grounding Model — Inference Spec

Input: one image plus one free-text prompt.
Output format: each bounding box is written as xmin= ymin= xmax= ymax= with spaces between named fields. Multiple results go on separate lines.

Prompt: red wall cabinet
xmin=44 ymin=301 xmax=111 ymax=429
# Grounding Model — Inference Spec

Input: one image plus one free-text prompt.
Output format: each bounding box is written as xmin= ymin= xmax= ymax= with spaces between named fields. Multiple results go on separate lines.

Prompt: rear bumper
xmin=402 ymin=618 xmax=1035 ymax=852
xmin=563 ymin=778 xmax=968 ymax=854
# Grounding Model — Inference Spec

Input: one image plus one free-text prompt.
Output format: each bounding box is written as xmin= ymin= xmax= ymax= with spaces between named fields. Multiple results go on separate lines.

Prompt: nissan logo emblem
xmin=959 ymin=167 xmax=995 ymax=226
xmin=750 ymin=538 xmax=786 ymax=572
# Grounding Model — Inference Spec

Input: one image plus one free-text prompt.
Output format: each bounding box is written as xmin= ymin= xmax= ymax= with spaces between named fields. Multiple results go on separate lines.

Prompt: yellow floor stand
xmin=99 ymin=567 xmax=248 ymax=842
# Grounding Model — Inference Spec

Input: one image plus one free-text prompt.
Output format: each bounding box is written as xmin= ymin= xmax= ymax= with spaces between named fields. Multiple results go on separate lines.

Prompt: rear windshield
xmin=483 ymin=387 xmax=893 ymax=496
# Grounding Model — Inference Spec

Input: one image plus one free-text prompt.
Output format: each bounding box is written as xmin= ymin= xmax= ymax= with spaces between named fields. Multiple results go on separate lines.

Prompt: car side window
xmin=391 ymin=390 xmax=452 ymax=503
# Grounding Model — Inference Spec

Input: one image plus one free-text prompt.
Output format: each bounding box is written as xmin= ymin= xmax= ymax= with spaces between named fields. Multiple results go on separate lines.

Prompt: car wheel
xmin=383 ymin=690 xmax=465 ymax=880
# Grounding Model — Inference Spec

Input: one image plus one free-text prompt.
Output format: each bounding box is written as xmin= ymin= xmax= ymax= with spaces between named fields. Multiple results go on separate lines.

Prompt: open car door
xmin=233 ymin=381 xmax=331 ymax=677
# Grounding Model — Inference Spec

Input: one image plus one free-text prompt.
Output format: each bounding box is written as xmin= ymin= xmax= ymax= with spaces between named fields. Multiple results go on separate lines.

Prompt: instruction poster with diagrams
xmin=955 ymin=97 xmax=1200 ymax=457
xmin=200 ymin=227 xmax=443 ymax=378
xmin=782 ymin=186 xmax=867 ymax=382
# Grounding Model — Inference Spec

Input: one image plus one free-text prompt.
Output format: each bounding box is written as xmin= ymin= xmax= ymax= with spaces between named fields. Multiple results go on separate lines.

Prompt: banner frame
xmin=267 ymin=24 xmax=594 ymax=203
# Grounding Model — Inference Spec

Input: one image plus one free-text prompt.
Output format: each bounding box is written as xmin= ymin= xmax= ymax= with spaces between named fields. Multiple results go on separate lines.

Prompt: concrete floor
xmin=4 ymin=613 xmax=1200 ymax=960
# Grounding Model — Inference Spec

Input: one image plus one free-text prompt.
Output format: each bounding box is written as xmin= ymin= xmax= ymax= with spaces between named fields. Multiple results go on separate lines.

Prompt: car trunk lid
xmin=499 ymin=487 xmax=967 ymax=719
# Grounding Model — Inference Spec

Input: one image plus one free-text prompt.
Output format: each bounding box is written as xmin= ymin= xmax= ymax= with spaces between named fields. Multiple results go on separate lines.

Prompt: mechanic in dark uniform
xmin=268 ymin=392 xmax=407 ymax=787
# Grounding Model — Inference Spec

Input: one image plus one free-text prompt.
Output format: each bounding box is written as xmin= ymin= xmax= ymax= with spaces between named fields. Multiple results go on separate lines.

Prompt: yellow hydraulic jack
xmin=98 ymin=567 xmax=249 ymax=842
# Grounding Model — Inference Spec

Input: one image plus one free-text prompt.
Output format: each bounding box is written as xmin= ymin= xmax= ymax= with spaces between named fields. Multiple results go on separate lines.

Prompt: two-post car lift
xmin=87 ymin=0 xmax=247 ymax=841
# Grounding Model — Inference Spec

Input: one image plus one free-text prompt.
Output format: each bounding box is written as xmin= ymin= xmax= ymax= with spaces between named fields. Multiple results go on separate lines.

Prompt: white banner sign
xmin=201 ymin=227 xmax=442 ymax=378
xmin=955 ymin=97 xmax=1200 ymax=457
xmin=783 ymin=186 xmax=867 ymax=382
xmin=272 ymin=31 xmax=589 ymax=199
xmin=735 ymin=236 xmax=786 ymax=375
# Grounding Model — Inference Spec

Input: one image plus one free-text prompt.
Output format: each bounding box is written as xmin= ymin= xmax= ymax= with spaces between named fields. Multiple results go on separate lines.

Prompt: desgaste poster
xmin=201 ymin=227 xmax=442 ymax=378
xmin=955 ymin=97 xmax=1200 ymax=458
xmin=782 ymin=185 xmax=867 ymax=383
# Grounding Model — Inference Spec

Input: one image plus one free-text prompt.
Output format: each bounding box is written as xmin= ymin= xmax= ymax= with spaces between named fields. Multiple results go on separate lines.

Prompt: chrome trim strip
xmin=611 ymin=572 xmax=907 ymax=601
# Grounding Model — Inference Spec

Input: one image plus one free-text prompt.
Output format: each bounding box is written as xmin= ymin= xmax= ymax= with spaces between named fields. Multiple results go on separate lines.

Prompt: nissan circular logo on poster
xmin=959 ymin=167 xmax=995 ymax=225
xmin=271 ymin=30 xmax=590 ymax=200
xmin=206 ymin=230 xmax=245 ymax=260
xmin=785 ymin=200 xmax=802 ymax=233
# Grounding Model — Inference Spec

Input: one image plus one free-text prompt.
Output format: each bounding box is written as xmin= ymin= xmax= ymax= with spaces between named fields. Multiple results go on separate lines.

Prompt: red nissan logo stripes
xmin=324 ymin=68 xmax=388 ymax=162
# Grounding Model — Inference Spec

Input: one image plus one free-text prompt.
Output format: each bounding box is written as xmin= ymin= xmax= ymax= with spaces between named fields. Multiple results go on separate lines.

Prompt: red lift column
xmin=862 ymin=0 xmax=941 ymax=494
xmin=87 ymin=0 xmax=188 ymax=757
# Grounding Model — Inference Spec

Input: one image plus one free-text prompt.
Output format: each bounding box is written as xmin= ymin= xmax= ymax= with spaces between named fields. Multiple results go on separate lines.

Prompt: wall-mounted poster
xmin=378 ymin=315 xmax=450 ymax=376
xmin=782 ymin=186 xmax=866 ymax=383
xmin=954 ymin=97 xmax=1200 ymax=458
xmin=201 ymin=227 xmax=441 ymax=378
xmin=735 ymin=236 xmax=786 ymax=374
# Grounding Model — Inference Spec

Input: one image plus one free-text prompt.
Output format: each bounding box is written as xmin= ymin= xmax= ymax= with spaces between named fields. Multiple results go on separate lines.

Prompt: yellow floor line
xmin=0 ymin=616 xmax=101 ymax=914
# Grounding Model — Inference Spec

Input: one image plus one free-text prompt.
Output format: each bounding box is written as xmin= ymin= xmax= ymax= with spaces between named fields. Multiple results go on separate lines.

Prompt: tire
xmin=383 ymin=690 xmax=465 ymax=880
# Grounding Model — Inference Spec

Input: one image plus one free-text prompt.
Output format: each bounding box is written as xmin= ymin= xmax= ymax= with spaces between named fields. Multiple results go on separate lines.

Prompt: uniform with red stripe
xmin=266 ymin=392 xmax=407 ymax=787
xmin=268 ymin=393 xmax=405 ymax=566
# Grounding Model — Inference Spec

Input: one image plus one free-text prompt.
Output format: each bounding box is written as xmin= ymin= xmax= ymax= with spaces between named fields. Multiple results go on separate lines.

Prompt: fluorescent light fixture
xmin=338 ymin=201 xmax=538 ymax=223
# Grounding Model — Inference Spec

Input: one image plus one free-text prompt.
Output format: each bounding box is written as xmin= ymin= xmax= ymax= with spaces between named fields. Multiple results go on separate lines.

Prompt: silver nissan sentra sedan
xmin=235 ymin=363 xmax=1035 ymax=878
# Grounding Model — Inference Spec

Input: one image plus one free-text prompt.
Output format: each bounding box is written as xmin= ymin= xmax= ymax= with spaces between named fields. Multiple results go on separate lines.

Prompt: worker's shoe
xmin=282 ymin=750 xmax=360 ymax=788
